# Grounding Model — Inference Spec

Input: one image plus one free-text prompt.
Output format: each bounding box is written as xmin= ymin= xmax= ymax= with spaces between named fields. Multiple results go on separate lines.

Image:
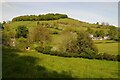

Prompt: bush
xmin=52 ymin=51 xmax=78 ymax=57
xmin=76 ymin=31 xmax=98 ymax=54
xmin=50 ymin=30 xmax=59 ymax=34
xmin=52 ymin=31 xmax=59 ymax=34
xmin=35 ymin=46 xmax=119 ymax=62
xmin=67 ymin=52 xmax=79 ymax=57
xmin=95 ymin=53 xmax=118 ymax=61
xmin=50 ymin=51 xmax=58 ymax=56
xmin=35 ymin=46 xmax=79 ymax=58
xmin=102 ymin=53 xmax=118 ymax=61
xmin=35 ymin=46 xmax=44 ymax=53
xmin=78 ymin=48 xmax=97 ymax=59
xmin=35 ymin=46 xmax=52 ymax=54
xmin=84 ymin=48 xmax=96 ymax=59
xmin=95 ymin=53 xmax=104 ymax=60
xmin=102 ymin=53 xmax=113 ymax=60
xmin=43 ymin=46 xmax=52 ymax=54
xmin=79 ymin=53 xmax=93 ymax=59
xmin=116 ymin=55 xmax=120 ymax=61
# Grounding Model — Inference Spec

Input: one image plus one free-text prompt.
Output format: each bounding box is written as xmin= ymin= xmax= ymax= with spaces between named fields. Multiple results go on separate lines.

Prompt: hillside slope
xmin=3 ymin=47 xmax=119 ymax=78
xmin=6 ymin=18 xmax=110 ymax=34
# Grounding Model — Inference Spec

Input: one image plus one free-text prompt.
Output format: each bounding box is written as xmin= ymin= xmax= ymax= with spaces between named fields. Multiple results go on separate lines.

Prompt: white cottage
xmin=88 ymin=34 xmax=94 ymax=38
xmin=104 ymin=36 xmax=110 ymax=40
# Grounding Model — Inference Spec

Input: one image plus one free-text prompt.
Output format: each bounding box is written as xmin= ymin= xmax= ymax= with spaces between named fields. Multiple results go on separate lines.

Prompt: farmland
xmin=94 ymin=40 xmax=118 ymax=55
xmin=2 ymin=15 xmax=119 ymax=78
xmin=3 ymin=47 xmax=119 ymax=78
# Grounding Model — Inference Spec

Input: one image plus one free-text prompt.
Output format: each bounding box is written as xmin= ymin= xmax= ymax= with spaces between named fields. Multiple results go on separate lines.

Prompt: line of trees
xmin=12 ymin=13 xmax=68 ymax=21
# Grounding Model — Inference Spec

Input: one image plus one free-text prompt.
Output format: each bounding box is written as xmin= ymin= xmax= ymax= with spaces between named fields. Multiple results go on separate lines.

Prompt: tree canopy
xmin=76 ymin=31 xmax=98 ymax=54
xmin=108 ymin=26 xmax=119 ymax=41
xmin=12 ymin=13 xmax=68 ymax=21
xmin=16 ymin=25 xmax=29 ymax=38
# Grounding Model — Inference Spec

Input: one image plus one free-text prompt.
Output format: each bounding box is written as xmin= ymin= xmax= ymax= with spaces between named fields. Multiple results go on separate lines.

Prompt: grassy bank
xmin=3 ymin=47 xmax=119 ymax=78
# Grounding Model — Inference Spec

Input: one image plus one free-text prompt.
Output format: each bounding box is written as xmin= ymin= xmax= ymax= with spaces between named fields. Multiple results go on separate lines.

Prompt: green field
xmin=3 ymin=18 xmax=119 ymax=78
xmin=3 ymin=47 xmax=119 ymax=78
xmin=94 ymin=40 xmax=118 ymax=55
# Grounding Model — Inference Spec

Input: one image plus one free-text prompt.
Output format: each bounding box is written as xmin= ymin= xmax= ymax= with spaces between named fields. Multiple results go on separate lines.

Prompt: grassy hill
xmin=2 ymin=17 xmax=119 ymax=78
xmin=5 ymin=18 xmax=118 ymax=55
xmin=7 ymin=18 xmax=109 ymax=33
xmin=3 ymin=47 xmax=119 ymax=78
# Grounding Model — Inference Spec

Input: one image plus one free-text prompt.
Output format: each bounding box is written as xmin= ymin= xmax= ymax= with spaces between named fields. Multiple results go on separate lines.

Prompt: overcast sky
xmin=1 ymin=0 xmax=120 ymax=2
xmin=1 ymin=0 xmax=119 ymax=26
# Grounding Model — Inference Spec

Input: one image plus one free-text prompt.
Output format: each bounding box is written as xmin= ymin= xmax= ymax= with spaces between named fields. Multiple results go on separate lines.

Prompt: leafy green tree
xmin=96 ymin=22 xmax=99 ymax=25
xmin=108 ymin=26 xmax=118 ymax=41
xmin=94 ymin=30 xmax=105 ymax=37
xmin=99 ymin=30 xmax=105 ymax=38
xmin=29 ymin=25 xmax=51 ymax=47
xmin=54 ymin=31 xmax=77 ymax=53
xmin=94 ymin=31 xmax=99 ymax=37
xmin=2 ymin=30 xmax=16 ymax=46
xmin=86 ymin=27 xmax=93 ymax=34
xmin=76 ymin=31 xmax=98 ymax=54
xmin=16 ymin=25 xmax=29 ymax=38
xmin=54 ymin=30 xmax=98 ymax=56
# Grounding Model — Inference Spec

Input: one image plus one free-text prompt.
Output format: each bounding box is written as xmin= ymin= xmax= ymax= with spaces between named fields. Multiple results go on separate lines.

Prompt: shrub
xmin=67 ymin=52 xmax=79 ymax=57
xmin=111 ymin=55 xmax=117 ymax=61
xmin=35 ymin=46 xmax=119 ymax=62
xmin=43 ymin=46 xmax=52 ymax=54
xmin=35 ymin=46 xmax=52 ymax=54
xmin=102 ymin=53 xmax=116 ymax=60
xmin=35 ymin=46 xmax=44 ymax=53
xmin=79 ymin=53 xmax=93 ymax=59
xmin=95 ymin=53 xmax=104 ymax=60
xmin=76 ymin=31 xmax=98 ymax=54
xmin=95 ymin=53 xmax=118 ymax=61
xmin=50 ymin=51 xmax=58 ymax=56
xmin=84 ymin=48 xmax=96 ymax=59
xmin=78 ymin=48 xmax=97 ymax=59
xmin=116 ymin=55 xmax=120 ymax=61
xmin=52 ymin=31 xmax=59 ymax=34
xmin=50 ymin=30 xmax=59 ymax=34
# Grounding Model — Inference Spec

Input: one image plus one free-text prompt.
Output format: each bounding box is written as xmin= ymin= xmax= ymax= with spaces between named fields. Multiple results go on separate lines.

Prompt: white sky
xmin=0 ymin=0 xmax=120 ymax=27
xmin=1 ymin=0 xmax=120 ymax=2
